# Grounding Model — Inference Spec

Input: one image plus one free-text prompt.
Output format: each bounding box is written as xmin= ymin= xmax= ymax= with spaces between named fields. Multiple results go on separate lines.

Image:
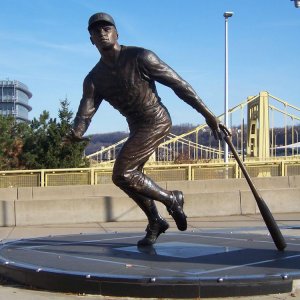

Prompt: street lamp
xmin=291 ymin=0 xmax=300 ymax=8
xmin=223 ymin=11 xmax=234 ymax=163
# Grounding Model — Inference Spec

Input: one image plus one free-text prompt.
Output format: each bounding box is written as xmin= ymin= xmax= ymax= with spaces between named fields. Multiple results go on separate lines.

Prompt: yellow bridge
xmin=87 ymin=91 xmax=300 ymax=164
xmin=1 ymin=91 xmax=300 ymax=188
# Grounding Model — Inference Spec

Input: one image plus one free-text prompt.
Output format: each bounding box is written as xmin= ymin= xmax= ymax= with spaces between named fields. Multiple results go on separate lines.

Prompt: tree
xmin=0 ymin=115 xmax=27 ymax=170
xmin=20 ymin=99 xmax=89 ymax=169
xmin=57 ymin=98 xmax=90 ymax=168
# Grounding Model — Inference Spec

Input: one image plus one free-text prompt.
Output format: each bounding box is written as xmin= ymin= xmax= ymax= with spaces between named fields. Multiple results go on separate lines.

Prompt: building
xmin=0 ymin=80 xmax=32 ymax=122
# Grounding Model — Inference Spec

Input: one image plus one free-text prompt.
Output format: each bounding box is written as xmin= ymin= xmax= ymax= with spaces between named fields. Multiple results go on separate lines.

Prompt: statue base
xmin=0 ymin=230 xmax=298 ymax=298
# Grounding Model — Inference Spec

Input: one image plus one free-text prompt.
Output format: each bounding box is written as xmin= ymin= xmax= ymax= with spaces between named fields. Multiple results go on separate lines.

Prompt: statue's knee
xmin=112 ymin=172 xmax=121 ymax=187
xmin=112 ymin=169 xmax=144 ymax=190
xmin=112 ymin=171 xmax=130 ymax=188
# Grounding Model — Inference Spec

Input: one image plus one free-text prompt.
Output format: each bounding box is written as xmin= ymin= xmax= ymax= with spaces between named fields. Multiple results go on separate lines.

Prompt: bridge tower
xmin=247 ymin=91 xmax=270 ymax=159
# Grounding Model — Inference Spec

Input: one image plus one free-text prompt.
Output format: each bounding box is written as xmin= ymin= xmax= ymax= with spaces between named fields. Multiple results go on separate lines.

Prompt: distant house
xmin=0 ymin=80 xmax=32 ymax=122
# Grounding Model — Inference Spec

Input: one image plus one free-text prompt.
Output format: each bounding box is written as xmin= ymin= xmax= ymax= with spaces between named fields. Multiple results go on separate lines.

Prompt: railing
xmin=1 ymin=158 xmax=300 ymax=188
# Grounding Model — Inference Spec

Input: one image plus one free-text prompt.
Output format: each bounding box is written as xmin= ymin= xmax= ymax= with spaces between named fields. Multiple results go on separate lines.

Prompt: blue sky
xmin=1 ymin=0 xmax=299 ymax=134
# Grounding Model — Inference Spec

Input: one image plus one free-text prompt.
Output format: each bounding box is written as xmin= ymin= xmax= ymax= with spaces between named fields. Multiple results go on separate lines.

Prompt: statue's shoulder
xmin=88 ymin=61 xmax=105 ymax=77
xmin=84 ymin=71 xmax=93 ymax=83
xmin=136 ymin=47 xmax=160 ymax=65
xmin=121 ymin=45 xmax=152 ymax=58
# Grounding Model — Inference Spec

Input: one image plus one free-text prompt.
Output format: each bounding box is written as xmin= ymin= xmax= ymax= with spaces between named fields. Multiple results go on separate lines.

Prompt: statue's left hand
xmin=219 ymin=123 xmax=231 ymax=137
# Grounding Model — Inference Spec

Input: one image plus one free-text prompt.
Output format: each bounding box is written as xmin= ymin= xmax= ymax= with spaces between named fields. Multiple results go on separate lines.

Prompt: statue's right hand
xmin=63 ymin=130 xmax=90 ymax=144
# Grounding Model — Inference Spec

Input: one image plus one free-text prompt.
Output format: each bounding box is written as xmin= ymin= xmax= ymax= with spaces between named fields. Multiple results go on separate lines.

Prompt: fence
xmin=1 ymin=159 xmax=300 ymax=188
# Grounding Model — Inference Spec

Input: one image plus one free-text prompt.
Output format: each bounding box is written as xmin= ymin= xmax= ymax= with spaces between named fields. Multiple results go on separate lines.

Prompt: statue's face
xmin=89 ymin=24 xmax=118 ymax=50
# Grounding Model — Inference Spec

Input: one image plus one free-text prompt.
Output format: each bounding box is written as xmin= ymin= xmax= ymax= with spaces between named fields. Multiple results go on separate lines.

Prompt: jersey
xmin=88 ymin=45 xmax=171 ymax=128
xmin=73 ymin=45 xmax=211 ymax=137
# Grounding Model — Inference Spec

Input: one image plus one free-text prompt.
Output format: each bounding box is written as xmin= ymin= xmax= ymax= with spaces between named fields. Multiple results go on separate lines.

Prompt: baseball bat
xmin=220 ymin=126 xmax=287 ymax=251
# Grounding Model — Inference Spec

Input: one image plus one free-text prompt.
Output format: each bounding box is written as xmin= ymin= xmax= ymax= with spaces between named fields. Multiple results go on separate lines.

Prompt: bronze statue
xmin=70 ymin=12 xmax=225 ymax=246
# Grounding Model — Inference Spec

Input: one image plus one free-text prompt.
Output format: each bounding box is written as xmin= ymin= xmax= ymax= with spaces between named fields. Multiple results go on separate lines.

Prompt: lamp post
xmin=291 ymin=0 xmax=300 ymax=8
xmin=223 ymin=11 xmax=234 ymax=163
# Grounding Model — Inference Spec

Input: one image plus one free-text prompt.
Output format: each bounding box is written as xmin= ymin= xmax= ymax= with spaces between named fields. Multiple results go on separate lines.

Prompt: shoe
xmin=167 ymin=190 xmax=187 ymax=231
xmin=137 ymin=244 xmax=157 ymax=255
xmin=137 ymin=219 xmax=169 ymax=246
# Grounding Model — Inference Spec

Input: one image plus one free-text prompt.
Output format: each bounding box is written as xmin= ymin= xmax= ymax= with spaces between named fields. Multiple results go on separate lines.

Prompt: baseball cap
xmin=88 ymin=12 xmax=116 ymax=30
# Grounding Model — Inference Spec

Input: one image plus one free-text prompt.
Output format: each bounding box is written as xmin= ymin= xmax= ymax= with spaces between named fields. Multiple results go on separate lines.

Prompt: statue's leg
xmin=116 ymin=171 xmax=187 ymax=231
xmin=113 ymin=121 xmax=187 ymax=232
xmin=121 ymin=186 xmax=169 ymax=246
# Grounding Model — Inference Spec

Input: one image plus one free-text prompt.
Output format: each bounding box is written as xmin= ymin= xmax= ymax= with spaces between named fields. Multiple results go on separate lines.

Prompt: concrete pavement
xmin=0 ymin=213 xmax=300 ymax=299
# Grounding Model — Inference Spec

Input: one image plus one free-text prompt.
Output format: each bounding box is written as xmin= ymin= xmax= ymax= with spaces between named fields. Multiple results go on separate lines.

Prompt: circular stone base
xmin=0 ymin=231 xmax=299 ymax=298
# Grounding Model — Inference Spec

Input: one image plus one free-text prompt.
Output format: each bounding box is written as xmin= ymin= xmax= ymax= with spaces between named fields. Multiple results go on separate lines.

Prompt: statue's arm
xmin=139 ymin=50 xmax=222 ymax=139
xmin=139 ymin=50 xmax=214 ymax=117
xmin=72 ymin=74 xmax=102 ymax=139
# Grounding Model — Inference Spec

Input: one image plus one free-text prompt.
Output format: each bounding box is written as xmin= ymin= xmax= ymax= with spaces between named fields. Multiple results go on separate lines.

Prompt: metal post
xmin=295 ymin=129 xmax=299 ymax=155
xmin=223 ymin=12 xmax=233 ymax=163
xmin=292 ymin=120 xmax=295 ymax=156
xmin=242 ymin=118 xmax=245 ymax=161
